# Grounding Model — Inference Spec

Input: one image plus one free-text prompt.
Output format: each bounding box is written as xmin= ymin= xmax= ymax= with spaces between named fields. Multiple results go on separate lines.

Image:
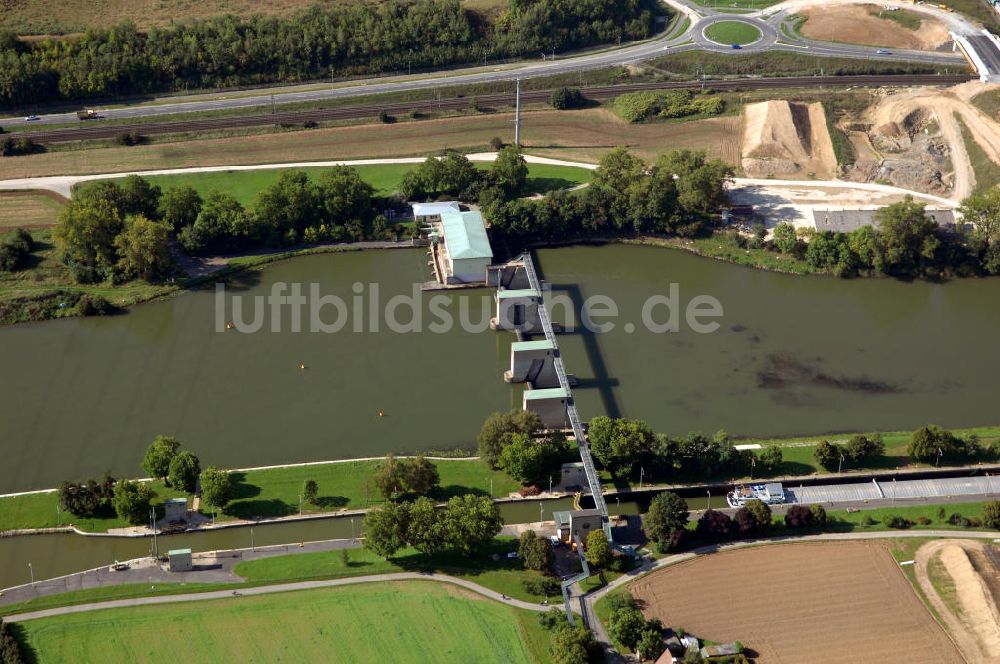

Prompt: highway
xmin=4 ymin=74 xmax=975 ymax=146
xmin=0 ymin=0 xmax=972 ymax=129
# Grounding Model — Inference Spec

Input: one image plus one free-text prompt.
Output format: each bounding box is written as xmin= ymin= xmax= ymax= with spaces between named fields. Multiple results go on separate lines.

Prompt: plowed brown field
xmin=630 ymin=541 xmax=963 ymax=664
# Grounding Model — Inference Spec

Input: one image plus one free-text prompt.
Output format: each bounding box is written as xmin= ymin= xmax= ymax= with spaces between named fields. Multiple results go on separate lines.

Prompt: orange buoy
xmin=298 ymin=362 xmax=306 ymax=370
xmin=225 ymin=322 xmax=234 ymax=330
xmin=378 ymin=409 xmax=385 ymax=417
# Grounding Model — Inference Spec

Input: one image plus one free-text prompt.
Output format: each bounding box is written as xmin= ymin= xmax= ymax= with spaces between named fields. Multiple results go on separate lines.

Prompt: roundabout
xmin=703 ymin=19 xmax=763 ymax=46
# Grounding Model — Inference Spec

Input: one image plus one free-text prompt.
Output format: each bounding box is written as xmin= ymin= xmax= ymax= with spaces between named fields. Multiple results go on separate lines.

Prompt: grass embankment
xmin=703 ymin=21 xmax=762 ymax=46
xmin=0 ymin=538 xmax=556 ymax=617
xmin=650 ymin=50 xmax=966 ymax=78
xmin=234 ymin=540 xmax=557 ymax=602
xmin=625 ymin=235 xmax=818 ymax=276
xmin=0 ymin=458 xmax=518 ymax=533
xmin=601 ymin=423 xmax=1000 ymax=490
xmin=16 ymin=580 xmax=550 ymax=664
xmin=971 ymin=89 xmax=1000 ymax=121
xmin=118 ymin=162 xmax=592 ymax=206
xmin=955 ymin=114 xmax=1000 ymax=191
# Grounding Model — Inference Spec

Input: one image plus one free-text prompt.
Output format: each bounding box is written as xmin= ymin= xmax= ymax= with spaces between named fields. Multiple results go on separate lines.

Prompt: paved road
xmin=0 ymin=0 xmax=968 ymax=128
xmin=2 ymin=572 xmax=552 ymax=623
xmin=580 ymin=529 xmax=1000 ymax=661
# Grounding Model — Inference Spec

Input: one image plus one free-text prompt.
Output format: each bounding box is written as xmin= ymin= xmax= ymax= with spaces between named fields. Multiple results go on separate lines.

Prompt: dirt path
xmin=914 ymin=539 xmax=1000 ymax=663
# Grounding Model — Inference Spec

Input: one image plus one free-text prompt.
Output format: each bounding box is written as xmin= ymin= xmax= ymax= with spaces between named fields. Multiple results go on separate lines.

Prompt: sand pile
xmin=741 ymin=101 xmax=837 ymax=178
xmin=939 ymin=545 xmax=1000 ymax=654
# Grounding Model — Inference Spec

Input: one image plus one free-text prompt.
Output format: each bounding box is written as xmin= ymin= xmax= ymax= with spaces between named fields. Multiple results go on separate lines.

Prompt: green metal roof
xmin=497 ymin=288 xmax=540 ymax=299
xmin=441 ymin=211 xmax=493 ymax=260
xmin=511 ymin=339 xmax=555 ymax=351
xmin=168 ymin=548 xmax=192 ymax=556
xmin=523 ymin=387 xmax=568 ymax=400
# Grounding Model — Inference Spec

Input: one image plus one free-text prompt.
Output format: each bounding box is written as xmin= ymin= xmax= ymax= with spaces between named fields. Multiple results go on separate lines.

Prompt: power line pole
xmin=514 ymin=78 xmax=521 ymax=147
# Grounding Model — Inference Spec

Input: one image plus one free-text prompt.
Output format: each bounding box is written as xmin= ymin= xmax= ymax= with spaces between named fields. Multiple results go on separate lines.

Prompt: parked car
xmin=876 ymin=49 xmax=891 ymax=55
xmin=24 ymin=114 xmax=39 ymax=121
xmin=731 ymin=43 xmax=742 ymax=50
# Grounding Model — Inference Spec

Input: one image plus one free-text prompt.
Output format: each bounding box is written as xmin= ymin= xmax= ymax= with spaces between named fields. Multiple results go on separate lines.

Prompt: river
xmin=3 ymin=245 xmax=1000 ymax=494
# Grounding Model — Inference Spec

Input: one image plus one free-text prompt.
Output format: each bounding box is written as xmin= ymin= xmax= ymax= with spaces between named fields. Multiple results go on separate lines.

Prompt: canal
xmin=3 ymin=244 xmax=1000 ymax=494
xmin=0 ymin=498 xmax=579 ymax=590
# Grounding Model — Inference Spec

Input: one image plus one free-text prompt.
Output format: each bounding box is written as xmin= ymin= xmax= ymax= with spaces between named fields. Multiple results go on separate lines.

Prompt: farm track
xmin=7 ymin=75 xmax=975 ymax=145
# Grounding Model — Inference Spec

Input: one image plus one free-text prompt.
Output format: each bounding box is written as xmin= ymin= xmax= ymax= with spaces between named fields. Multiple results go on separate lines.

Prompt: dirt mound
xmin=798 ymin=4 xmax=950 ymax=51
xmin=742 ymin=100 xmax=837 ymax=178
xmin=915 ymin=540 xmax=1000 ymax=663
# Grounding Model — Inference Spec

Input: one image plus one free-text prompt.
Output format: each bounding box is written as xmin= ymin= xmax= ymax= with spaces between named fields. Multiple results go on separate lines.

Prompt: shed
xmin=168 ymin=548 xmax=192 ymax=572
xmin=700 ymin=643 xmax=741 ymax=658
xmin=163 ymin=498 xmax=188 ymax=522
xmin=412 ymin=200 xmax=460 ymax=221
xmin=440 ymin=210 xmax=493 ymax=283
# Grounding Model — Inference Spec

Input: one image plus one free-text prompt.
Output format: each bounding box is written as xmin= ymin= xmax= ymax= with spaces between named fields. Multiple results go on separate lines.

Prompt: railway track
xmin=6 ymin=74 xmax=975 ymax=145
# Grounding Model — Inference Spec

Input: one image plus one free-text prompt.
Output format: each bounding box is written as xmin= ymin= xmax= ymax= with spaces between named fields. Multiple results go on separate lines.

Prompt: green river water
xmin=2 ymin=245 xmax=1000 ymax=494
xmin=2 ymin=243 xmax=1000 ymax=586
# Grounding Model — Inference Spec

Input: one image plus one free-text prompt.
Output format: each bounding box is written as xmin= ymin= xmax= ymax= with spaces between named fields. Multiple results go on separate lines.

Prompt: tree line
xmin=362 ymin=494 xmax=503 ymax=558
xmin=0 ymin=0 xmax=656 ymax=107
xmin=766 ymin=191 xmax=1000 ymax=279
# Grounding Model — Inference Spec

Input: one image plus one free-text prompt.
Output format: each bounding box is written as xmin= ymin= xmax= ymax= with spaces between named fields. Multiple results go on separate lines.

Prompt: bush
xmin=916 ymin=516 xmax=932 ymax=525
xmin=115 ymin=130 xmax=144 ymax=146
xmin=489 ymin=136 xmax=505 ymax=151
xmin=0 ymin=618 xmax=26 ymax=664
xmin=784 ymin=504 xmax=813 ymax=528
xmin=948 ymin=512 xmax=972 ymax=528
xmin=612 ymin=90 xmax=724 ymax=122
xmin=696 ymin=509 xmax=735 ymax=541
xmin=982 ymin=500 xmax=1000 ymax=529
xmin=809 ymin=504 xmax=827 ymax=527
xmin=882 ymin=515 xmax=912 ymax=529
xmin=550 ymin=87 xmax=585 ymax=110
xmin=302 ymin=120 xmax=318 ymax=128
xmin=76 ymin=293 xmax=116 ymax=316
xmin=521 ymin=577 xmax=560 ymax=597
xmin=861 ymin=515 xmax=877 ymax=526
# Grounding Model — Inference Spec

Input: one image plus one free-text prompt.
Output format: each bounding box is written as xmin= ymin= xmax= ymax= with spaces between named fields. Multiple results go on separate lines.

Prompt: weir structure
xmin=489 ymin=251 xmax=607 ymax=625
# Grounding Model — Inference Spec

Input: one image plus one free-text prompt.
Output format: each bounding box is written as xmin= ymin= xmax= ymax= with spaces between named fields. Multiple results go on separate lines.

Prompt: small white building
xmin=439 ymin=210 xmax=493 ymax=283
xmin=412 ymin=200 xmax=461 ymax=222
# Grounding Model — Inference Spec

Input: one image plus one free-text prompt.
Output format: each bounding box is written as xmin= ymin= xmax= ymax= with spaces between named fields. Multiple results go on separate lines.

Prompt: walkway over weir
xmin=509 ymin=252 xmax=607 ymax=518
xmin=518 ymin=253 xmax=608 ymax=518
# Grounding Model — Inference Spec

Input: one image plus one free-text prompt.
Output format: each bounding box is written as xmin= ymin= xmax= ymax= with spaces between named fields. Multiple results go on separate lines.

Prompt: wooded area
xmin=0 ymin=0 xmax=658 ymax=107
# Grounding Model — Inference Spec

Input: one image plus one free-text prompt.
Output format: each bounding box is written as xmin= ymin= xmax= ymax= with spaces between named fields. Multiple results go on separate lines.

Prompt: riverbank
xmin=5 ymin=424 xmax=999 ymax=536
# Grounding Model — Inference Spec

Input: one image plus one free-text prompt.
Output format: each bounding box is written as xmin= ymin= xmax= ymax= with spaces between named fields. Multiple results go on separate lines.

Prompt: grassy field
xmin=0 ymin=457 xmax=518 ymax=532
xmin=0 ymin=192 xmax=66 ymax=228
xmin=956 ymin=113 xmax=1000 ymax=191
xmin=234 ymin=540 xmax=558 ymax=603
xmin=703 ymin=21 xmax=763 ymax=45
xmin=871 ymin=7 xmax=924 ymax=30
xmin=972 ymin=89 xmax=1000 ymax=120
xmin=114 ymin=162 xmax=592 ymax=205
xmin=1 ymin=0 xmax=505 ymax=34
xmin=16 ymin=581 xmax=549 ymax=664
xmin=0 ymin=108 xmax=737 ymax=180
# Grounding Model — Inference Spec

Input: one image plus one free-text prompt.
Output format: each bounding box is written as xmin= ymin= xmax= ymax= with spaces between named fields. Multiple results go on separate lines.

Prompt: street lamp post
xmin=539 ymin=503 xmax=544 ymax=523
xmin=936 ymin=448 xmax=943 ymax=467
xmin=707 ymin=489 xmax=711 ymax=510
xmin=251 ymin=527 xmax=255 ymax=553
xmin=28 ymin=562 xmax=34 ymax=586
xmin=750 ymin=457 xmax=756 ymax=480
xmin=838 ymin=454 xmax=844 ymax=474
xmin=639 ymin=467 xmax=644 ymax=489
xmin=351 ymin=518 xmax=356 ymax=542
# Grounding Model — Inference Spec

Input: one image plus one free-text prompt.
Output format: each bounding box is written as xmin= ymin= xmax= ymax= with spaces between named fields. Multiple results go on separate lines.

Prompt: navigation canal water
xmin=2 ymin=244 xmax=1000 ymax=495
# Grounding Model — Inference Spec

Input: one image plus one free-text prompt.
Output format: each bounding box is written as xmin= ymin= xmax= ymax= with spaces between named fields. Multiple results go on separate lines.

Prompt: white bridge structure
xmin=953 ymin=29 xmax=1000 ymax=82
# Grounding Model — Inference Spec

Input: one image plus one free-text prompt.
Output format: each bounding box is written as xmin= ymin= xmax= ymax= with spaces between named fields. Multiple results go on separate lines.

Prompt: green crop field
xmin=703 ymin=20 xmax=762 ymax=45
xmin=18 ymin=581 xmax=550 ymax=664
xmin=111 ymin=163 xmax=592 ymax=206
